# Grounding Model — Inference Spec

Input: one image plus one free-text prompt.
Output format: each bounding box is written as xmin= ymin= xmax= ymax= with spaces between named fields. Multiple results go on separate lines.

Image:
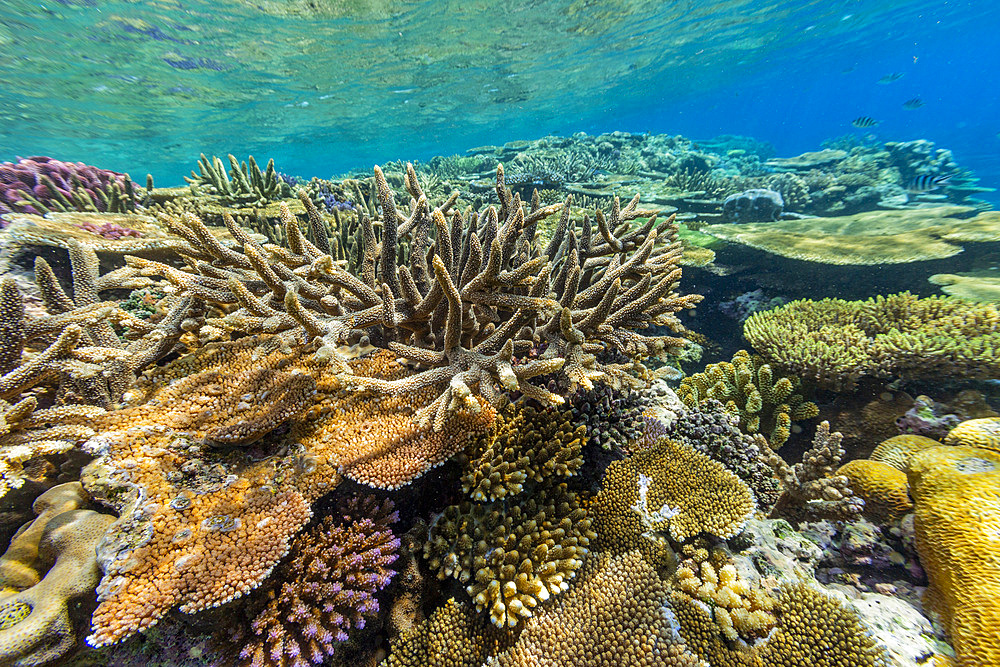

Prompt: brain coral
xmin=943 ymin=417 xmax=1000 ymax=452
xmin=491 ymin=550 xmax=702 ymax=667
xmin=744 ymin=292 xmax=1000 ymax=390
xmin=591 ymin=437 xmax=756 ymax=555
xmin=836 ymin=459 xmax=913 ymax=521
xmin=212 ymin=494 xmax=399 ymax=667
xmin=907 ymin=444 xmax=1000 ymax=667
xmin=870 ymin=434 xmax=941 ymax=471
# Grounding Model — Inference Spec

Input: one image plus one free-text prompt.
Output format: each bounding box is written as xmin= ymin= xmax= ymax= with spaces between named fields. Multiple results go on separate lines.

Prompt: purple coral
xmin=75 ymin=218 xmax=144 ymax=239
xmin=212 ymin=495 xmax=399 ymax=667
xmin=0 ymin=156 xmax=132 ymax=218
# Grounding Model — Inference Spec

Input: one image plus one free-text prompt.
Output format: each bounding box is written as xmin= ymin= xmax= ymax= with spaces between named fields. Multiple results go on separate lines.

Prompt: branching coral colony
xmin=0 ymin=162 xmax=701 ymax=650
xmin=123 ymin=162 xmax=701 ymax=428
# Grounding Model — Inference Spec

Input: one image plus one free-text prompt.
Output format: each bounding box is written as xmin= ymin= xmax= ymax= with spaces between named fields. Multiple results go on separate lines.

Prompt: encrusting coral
xmin=211 ymin=494 xmax=399 ymax=667
xmin=744 ymin=292 xmax=1000 ymax=390
xmin=0 ymin=482 xmax=115 ymax=667
xmin=677 ymin=349 xmax=817 ymax=447
xmin=907 ymin=444 xmax=1000 ymax=667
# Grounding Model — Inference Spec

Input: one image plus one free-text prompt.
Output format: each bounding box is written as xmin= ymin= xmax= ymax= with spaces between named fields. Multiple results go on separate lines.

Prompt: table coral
xmin=211 ymin=494 xmax=399 ymax=667
xmin=907 ymin=444 xmax=1000 ymax=667
xmin=677 ymin=349 xmax=817 ymax=446
xmin=82 ymin=335 xmax=493 ymax=647
xmin=491 ymin=550 xmax=703 ymax=667
xmin=591 ymin=437 xmax=755 ymax=558
xmin=744 ymin=292 xmax=1000 ymax=390
xmin=0 ymin=483 xmax=115 ymax=667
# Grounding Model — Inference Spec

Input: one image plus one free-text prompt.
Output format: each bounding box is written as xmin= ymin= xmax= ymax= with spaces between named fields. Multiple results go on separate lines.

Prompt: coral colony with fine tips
xmin=2 ymin=1 xmax=1000 ymax=666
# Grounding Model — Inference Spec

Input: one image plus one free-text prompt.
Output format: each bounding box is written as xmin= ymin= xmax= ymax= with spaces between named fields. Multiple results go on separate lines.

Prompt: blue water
xmin=2 ymin=0 xmax=998 ymax=199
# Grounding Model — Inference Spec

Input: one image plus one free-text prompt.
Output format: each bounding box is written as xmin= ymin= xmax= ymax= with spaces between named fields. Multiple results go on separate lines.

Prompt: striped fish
xmin=878 ymin=72 xmax=905 ymax=84
xmin=908 ymin=174 xmax=952 ymax=192
xmin=903 ymin=97 xmax=924 ymax=109
xmin=851 ymin=116 xmax=880 ymax=128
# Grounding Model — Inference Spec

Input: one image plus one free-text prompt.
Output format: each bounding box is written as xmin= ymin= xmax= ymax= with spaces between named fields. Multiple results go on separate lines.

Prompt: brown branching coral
xmin=763 ymin=421 xmax=864 ymax=522
xmin=117 ymin=162 xmax=700 ymax=430
xmin=82 ymin=335 xmax=494 ymax=648
xmin=678 ymin=350 xmax=818 ymax=447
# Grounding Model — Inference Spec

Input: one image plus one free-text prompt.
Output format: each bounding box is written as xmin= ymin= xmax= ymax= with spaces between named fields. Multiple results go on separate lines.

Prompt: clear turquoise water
xmin=2 ymin=0 xmax=998 ymax=192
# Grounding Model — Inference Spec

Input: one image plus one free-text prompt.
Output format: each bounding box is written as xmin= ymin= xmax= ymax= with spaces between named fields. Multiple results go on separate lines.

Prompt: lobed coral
xmin=907 ymin=444 xmax=1000 ymax=667
xmin=677 ymin=349 xmax=817 ymax=447
xmin=745 ymin=292 xmax=1000 ymax=390
xmin=211 ymin=495 xmax=399 ymax=667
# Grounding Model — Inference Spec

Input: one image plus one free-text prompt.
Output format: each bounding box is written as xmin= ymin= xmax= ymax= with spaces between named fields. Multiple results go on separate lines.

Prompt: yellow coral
xmin=837 ymin=459 xmax=913 ymax=521
xmin=943 ymin=417 xmax=1000 ymax=453
xmin=907 ymin=444 xmax=1000 ymax=667
xmin=386 ymin=598 xmax=507 ymax=667
xmin=870 ymin=434 xmax=941 ymax=471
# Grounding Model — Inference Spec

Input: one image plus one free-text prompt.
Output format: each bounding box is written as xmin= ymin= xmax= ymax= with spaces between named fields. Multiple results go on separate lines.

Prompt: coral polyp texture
xmin=677 ymin=349 xmax=817 ymax=446
xmin=744 ymin=292 xmax=1000 ymax=390
xmin=0 ymin=156 xmax=137 ymax=217
xmin=907 ymin=444 xmax=1000 ymax=667
xmin=212 ymin=494 xmax=399 ymax=667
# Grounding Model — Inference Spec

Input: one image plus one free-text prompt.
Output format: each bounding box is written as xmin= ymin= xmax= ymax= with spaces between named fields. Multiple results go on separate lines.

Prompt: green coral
xmin=184 ymin=153 xmax=291 ymax=206
xmin=678 ymin=350 xmax=818 ymax=446
xmin=744 ymin=292 xmax=1000 ymax=390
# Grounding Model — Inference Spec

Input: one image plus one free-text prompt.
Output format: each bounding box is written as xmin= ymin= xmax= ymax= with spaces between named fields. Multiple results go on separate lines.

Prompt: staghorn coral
xmin=677 ymin=350 xmax=817 ymax=447
xmin=489 ymin=550 xmax=702 ymax=667
xmin=0 ymin=156 xmax=137 ymax=217
xmin=0 ymin=483 xmax=116 ymax=667
xmin=943 ymin=416 xmax=1000 ymax=452
xmin=423 ymin=481 xmax=593 ymax=628
xmin=745 ymin=292 xmax=1000 ymax=390
xmin=666 ymin=399 xmax=780 ymax=510
xmin=115 ymin=162 xmax=701 ymax=431
xmin=591 ymin=437 xmax=755 ymax=562
xmin=907 ymin=444 xmax=1000 ymax=667
xmin=82 ymin=335 xmax=493 ymax=647
xmin=184 ymin=154 xmax=292 ymax=206
xmin=836 ymin=459 xmax=913 ymax=522
xmin=763 ymin=421 xmax=864 ymax=522
xmin=671 ymin=581 xmax=886 ymax=667
xmin=461 ymin=403 xmax=585 ymax=502
xmin=211 ymin=494 xmax=399 ymax=667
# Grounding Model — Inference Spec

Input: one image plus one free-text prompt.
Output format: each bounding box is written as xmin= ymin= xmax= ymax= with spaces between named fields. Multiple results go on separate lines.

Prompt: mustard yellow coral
xmin=943 ymin=417 xmax=1000 ymax=453
xmin=870 ymin=434 xmax=941 ymax=471
xmin=837 ymin=459 xmax=913 ymax=521
xmin=907 ymin=444 xmax=1000 ymax=667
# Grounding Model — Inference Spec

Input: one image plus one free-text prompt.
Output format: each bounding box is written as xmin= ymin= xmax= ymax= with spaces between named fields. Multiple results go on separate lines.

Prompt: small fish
xmin=908 ymin=174 xmax=952 ymax=192
xmin=878 ymin=72 xmax=905 ymax=84
xmin=903 ymin=97 xmax=924 ymax=109
xmin=851 ymin=116 xmax=880 ymax=128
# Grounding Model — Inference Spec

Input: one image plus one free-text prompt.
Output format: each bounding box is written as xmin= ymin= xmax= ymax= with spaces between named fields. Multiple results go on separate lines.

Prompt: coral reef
xmin=0 ymin=483 xmax=115 ymax=666
xmin=677 ymin=349 xmax=818 ymax=446
xmin=836 ymin=459 xmax=913 ymax=521
xmin=211 ymin=494 xmax=399 ymax=667
xmin=0 ymin=157 xmax=137 ymax=217
xmin=943 ymin=417 xmax=1000 ymax=452
xmin=744 ymin=292 xmax=1000 ymax=390
xmin=720 ymin=188 xmax=784 ymax=223
xmin=385 ymin=598 xmax=507 ymax=667
xmin=907 ymin=444 xmax=1000 ymax=667
xmin=184 ymin=154 xmax=292 ymax=206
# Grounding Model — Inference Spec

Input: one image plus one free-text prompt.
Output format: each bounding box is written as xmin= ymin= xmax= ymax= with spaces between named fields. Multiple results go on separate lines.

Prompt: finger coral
xmin=491 ymin=550 xmax=703 ymax=667
xmin=211 ymin=494 xmax=399 ymax=667
xmin=591 ymin=437 xmax=755 ymax=560
xmin=184 ymin=154 xmax=292 ymax=206
xmin=907 ymin=444 xmax=1000 ymax=667
xmin=423 ymin=481 xmax=594 ymax=628
xmin=678 ymin=349 xmax=818 ymax=447
xmin=744 ymin=293 xmax=1000 ymax=390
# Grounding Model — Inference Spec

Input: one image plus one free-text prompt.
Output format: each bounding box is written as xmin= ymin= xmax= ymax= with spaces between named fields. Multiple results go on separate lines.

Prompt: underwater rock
xmin=721 ymin=188 xmax=784 ymax=223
